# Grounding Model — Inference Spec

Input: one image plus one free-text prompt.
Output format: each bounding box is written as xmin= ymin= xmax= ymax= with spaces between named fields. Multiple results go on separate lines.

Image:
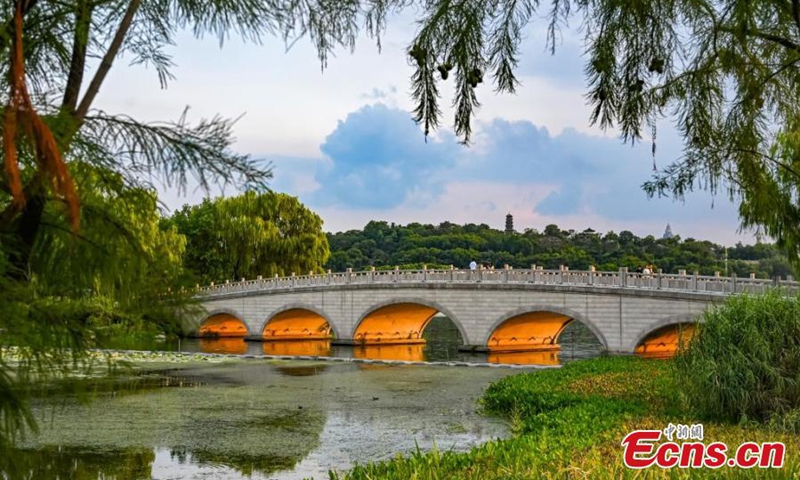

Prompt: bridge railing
xmin=195 ymin=267 xmax=800 ymax=297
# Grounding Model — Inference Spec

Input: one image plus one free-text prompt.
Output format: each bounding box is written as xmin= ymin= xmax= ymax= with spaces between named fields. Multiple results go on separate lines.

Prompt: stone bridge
xmin=190 ymin=267 xmax=798 ymax=355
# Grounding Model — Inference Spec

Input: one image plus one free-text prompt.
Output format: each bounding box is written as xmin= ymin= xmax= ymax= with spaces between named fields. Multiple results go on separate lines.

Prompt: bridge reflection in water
xmin=262 ymin=340 xmax=332 ymax=357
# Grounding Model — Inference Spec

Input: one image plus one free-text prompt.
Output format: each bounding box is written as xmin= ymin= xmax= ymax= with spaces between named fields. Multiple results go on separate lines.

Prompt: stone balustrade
xmin=196 ymin=266 xmax=799 ymax=298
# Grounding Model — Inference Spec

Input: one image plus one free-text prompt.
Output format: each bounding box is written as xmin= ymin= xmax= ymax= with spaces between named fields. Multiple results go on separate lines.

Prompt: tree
xmin=169 ymin=192 xmax=330 ymax=283
xmin=0 ymin=0 xmax=404 ymax=455
xmin=405 ymin=1 xmax=800 ymax=272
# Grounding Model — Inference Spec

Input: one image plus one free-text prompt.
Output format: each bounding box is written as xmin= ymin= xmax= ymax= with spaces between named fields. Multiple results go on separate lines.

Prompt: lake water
xmin=12 ymin=360 xmax=517 ymax=480
xmin=5 ymin=318 xmax=604 ymax=479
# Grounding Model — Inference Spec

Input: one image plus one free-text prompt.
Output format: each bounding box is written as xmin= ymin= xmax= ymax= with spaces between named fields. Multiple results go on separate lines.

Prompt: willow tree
xmin=168 ymin=192 xmax=330 ymax=283
xmin=405 ymin=1 xmax=800 ymax=270
xmin=0 ymin=0 xmax=403 ymax=455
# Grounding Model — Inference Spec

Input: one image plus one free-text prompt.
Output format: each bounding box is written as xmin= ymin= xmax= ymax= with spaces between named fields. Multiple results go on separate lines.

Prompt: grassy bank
xmin=331 ymin=357 xmax=800 ymax=479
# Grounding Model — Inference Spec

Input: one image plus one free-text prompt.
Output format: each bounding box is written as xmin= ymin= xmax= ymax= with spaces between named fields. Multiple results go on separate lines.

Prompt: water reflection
xmin=199 ymin=337 xmax=247 ymax=354
xmin=2 ymin=446 xmax=155 ymax=480
xmin=263 ymin=340 xmax=332 ymax=357
xmin=488 ymin=350 xmax=560 ymax=366
xmin=353 ymin=344 xmax=425 ymax=362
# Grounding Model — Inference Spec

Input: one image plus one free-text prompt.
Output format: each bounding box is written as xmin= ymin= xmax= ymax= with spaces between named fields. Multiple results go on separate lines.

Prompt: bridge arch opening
xmin=262 ymin=308 xmax=332 ymax=341
xmin=199 ymin=313 xmax=248 ymax=338
xmin=635 ymin=323 xmax=697 ymax=358
xmin=353 ymin=302 xmax=467 ymax=361
xmin=486 ymin=308 xmax=606 ymax=360
xmin=488 ymin=311 xmax=573 ymax=352
xmin=353 ymin=302 xmax=449 ymax=345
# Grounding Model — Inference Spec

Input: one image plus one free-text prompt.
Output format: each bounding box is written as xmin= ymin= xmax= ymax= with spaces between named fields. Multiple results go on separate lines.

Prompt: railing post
xmin=370 ymin=266 xmax=375 ymax=283
xmin=394 ymin=266 xmax=399 ymax=283
xmin=731 ymin=272 xmax=737 ymax=293
xmin=449 ymin=265 xmax=454 ymax=282
xmin=619 ymin=267 xmax=628 ymax=287
xmin=530 ymin=264 xmax=536 ymax=283
xmin=589 ymin=265 xmax=595 ymax=285
xmin=327 ymin=269 xmax=332 ymax=285
xmin=291 ymin=272 xmax=296 ymax=287
xmin=479 ymin=264 xmax=484 ymax=283
xmin=423 ymin=264 xmax=428 ymax=282
xmin=346 ymin=268 xmax=352 ymax=284
xmin=559 ymin=265 xmax=564 ymax=284
xmin=692 ymin=271 xmax=699 ymax=291
xmin=657 ymin=268 xmax=663 ymax=289
xmin=503 ymin=264 xmax=509 ymax=283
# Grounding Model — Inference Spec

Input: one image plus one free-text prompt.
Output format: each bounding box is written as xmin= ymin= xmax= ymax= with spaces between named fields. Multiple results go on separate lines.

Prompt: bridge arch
xmin=353 ymin=298 xmax=470 ymax=345
xmin=630 ymin=313 xmax=700 ymax=356
xmin=484 ymin=305 xmax=609 ymax=351
xmin=260 ymin=303 xmax=339 ymax=340
xmin=197 ymin=309 xmax=251 ymax=337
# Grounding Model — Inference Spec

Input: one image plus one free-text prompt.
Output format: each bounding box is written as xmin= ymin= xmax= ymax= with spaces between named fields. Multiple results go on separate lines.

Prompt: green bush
xmin=674 ymin=291 xmax=800 ymax=430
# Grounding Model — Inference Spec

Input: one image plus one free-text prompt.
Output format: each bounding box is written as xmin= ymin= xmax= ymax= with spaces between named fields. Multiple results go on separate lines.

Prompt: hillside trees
xmin=325 ymin=221 xmax=792 ymax=278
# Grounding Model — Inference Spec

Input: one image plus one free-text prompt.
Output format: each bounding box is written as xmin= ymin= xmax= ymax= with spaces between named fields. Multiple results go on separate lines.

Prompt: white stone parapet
xmin=196 ymin=268 xmax=797 ymax=298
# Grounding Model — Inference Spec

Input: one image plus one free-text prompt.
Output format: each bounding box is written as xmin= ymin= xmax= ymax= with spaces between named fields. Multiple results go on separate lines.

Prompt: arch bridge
xmin=190 ymin=267 xmax=798 ymax=355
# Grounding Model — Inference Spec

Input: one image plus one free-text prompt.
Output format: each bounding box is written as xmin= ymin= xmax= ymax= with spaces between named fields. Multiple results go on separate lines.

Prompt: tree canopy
xmin=165 ymin=192 xmax=330 ymax=284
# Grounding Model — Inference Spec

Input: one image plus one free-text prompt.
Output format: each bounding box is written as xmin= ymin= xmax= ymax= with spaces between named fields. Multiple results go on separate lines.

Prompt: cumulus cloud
xmin=158 ymin=102 xmax=747 ymax=244
xmin=310 ymin=104 xmax=458 ymax=209
xmin=261 ymin=103 xmax=745 ymax=242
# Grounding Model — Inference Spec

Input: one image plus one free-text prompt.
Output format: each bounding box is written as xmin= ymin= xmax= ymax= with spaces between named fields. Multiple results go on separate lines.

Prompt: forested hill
xmin=325 ymin=221 xmax=793 ymax=278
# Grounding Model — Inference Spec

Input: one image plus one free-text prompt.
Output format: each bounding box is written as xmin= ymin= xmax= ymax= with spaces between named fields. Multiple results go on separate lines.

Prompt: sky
xmin=93 ymin=9 xmax=753 ymax=245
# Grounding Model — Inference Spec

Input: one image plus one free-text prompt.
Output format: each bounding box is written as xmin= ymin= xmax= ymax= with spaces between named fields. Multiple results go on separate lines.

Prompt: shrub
xmin=674 ymin=291 xmax=800 ymax=430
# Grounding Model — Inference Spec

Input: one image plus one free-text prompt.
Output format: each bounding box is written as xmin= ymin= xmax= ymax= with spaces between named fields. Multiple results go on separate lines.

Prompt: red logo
xmin=622 ymin=425 xmax=784 ymax=469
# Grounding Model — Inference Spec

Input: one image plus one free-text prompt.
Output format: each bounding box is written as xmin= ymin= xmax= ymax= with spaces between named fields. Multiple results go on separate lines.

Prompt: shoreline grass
xmin=327 ymin=357 xmax=800 ymax=479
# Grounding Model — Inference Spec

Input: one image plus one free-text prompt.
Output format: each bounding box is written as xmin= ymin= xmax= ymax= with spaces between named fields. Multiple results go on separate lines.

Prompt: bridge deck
xmin=196 ymin=267 xmax=798 ymax=298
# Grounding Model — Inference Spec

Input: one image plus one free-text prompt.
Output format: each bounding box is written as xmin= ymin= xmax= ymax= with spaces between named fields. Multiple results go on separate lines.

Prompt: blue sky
xmin=95 ymin=11 xmax=750 ymax=244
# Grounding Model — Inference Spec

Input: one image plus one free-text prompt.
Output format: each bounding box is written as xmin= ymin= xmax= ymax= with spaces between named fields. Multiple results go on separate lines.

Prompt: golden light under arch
xmin=198 ymin=313 xmax=248 ymax=338
xmin=353 ymin=303 xmax=439 ymax=345
xmin=635 ymin=323 xmax=697 ymax=358
xmin=262 ymin=308 xmax=332 ymax=341
xmin=487 ymin=311 xmax=574 ymax=352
